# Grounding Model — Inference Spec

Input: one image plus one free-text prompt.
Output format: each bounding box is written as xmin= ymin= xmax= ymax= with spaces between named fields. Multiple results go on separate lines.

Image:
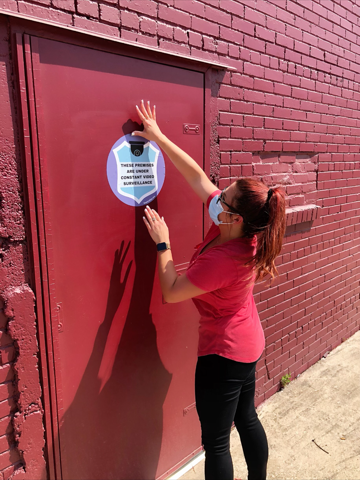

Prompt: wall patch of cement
xmin=3 ymin=286 xmax=46 ymax=480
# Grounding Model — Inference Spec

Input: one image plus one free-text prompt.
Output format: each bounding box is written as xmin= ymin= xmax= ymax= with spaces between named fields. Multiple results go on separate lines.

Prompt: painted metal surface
xmin=28 ymin=36 xmax=204 ymax=480
xmin=15 ymin=32 xmax=57 ymax=480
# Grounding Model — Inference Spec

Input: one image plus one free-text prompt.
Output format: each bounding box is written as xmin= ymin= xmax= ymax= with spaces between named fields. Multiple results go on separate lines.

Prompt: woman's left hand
xmin=143 ymin=206 xmax=170 ymax=245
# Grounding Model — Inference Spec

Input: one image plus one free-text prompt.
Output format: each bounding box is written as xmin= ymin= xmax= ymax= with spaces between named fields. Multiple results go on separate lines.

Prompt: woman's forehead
xmin=224 ymin=182 xmax=237 ymax=201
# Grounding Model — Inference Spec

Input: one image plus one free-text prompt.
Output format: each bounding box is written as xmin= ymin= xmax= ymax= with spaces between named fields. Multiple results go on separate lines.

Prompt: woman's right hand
xmin=132 ymin=100 xmax=164 ymax=143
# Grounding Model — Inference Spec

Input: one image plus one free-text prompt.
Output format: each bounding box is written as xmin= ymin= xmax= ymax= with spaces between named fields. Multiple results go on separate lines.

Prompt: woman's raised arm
xmin=132 ymin=100 xmax=217 ymax=204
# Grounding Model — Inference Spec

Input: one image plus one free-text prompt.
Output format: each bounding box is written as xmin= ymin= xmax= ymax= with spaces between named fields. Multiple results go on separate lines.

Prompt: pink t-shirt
xmin=186 ymin=191 xmax=265 ymax=363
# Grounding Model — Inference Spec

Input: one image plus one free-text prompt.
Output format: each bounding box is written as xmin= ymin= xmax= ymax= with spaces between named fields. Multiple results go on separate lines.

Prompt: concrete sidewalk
xmin=180 ymin=330 xmax=360 ymax=480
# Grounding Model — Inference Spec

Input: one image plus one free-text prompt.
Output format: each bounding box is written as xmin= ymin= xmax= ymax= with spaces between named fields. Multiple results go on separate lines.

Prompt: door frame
xmin=12 ymin=18 xmax=217 ymax=480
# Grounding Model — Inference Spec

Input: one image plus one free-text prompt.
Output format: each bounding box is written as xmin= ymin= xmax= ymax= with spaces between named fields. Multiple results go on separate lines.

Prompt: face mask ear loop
xmin=220 ymin=212 xmax=240 ymax=226
xmin=218 ymin=202 xmax=233 ymax=225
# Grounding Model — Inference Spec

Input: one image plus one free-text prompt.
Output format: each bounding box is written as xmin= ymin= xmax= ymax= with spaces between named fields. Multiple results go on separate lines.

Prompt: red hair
xmin=233 ymin=178 xmax=286 ymax=282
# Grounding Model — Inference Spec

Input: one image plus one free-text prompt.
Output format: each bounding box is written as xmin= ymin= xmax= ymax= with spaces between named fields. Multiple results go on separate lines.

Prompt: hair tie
xmin=267 ymin=188 xmax=273 ymax=202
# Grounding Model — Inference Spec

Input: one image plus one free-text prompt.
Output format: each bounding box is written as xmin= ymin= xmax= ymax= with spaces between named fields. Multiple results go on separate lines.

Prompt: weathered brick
xmin=174 ymin=27 xmax=188 ymax=43
xmin=254 ymin=78 xmax=273 ymax=93
xmin=100 ymin=4 xmax=120 ymax=25
xmin=221 ymin=152 xmax=230 ymax=164
xmin=159 ymin=4 xmax=191 ymax=28
xmin=243 ymin=89 xmax=265 ymax=103
xmin=52 ymin=0 xmax=75 ymax=12
xmin=0 ymin=313 xmax=7 ymax=331
xmin=231 ymin=74 xmax=253 ymax=89
xmin=219 ymin=178 xmax=231 ymax=189
xmin=232 ymin=17 xmax=255 ymax=36
xmin=219 ymin=0 xmax=244 ymax=17
xmin=220 ymin=165 xmax=230 ymax=177
xmin=254 ymin=164 xmax=272 ymax=175
xmin=231 ymin=101 xmax=253 ymax=114
xmin=192 ymin=16 xmax=219 ymax=36
xmin=0 ymin=447 xmax=20 ymax=472
xmin=75 ymin=15 xmax=119 ymax=36
xmin=0 ymin=398 xmax=15 ymax=423
xmin=254 ymin=129 xmax=272 ymax=140
xmin=267 ymin=16 xmax=286 ymax=34
xmin=0 ymin=333 xmax=11 ymax=349
xmin=243 ymin=63 xmax=265 ymax=78
xmin=159 ymin=39 xmax=190 ymax=55
xmin=0 ymin=383 xmax=15 ymax=405
xmin=174 ymin=0 xmax=204 ymax=16
xmin=242 ymin=165 xmax=253 ymax=176
xmin=203 ymin=35 xmax=216 ymax=52
xmin=276 ymin=33 xmax=294 ymax=50
xmin=231 ymin=127 xmax=252 ymax=139
xmin=256 ymin=0 xmax=276 ymax=18
xmin=277 ymin=5 xmax=295 ymax=25
xmin=254 ymin=104 xmax=273 ymax=116
xmin=243 ymin=140 xmax=264 ymax=151
xmin=77 ymin=0 xmax=99 ymax=18
xmin=228 ymin=44 xmax=239 ymax=58
xmin=217 ymin=40 xmax=228 ymax=55
xmin=158 ymin=22 xmax=173 ymax=39
xmin=18 ymin=2 xmax=73 ymax=24
xmin=219 ymin=139 xmax=243 ymax=151
xmin=244 ymin=115 xmax=263 ymax=128
xmin=230 ymin=165 xmax=241 ymax=177
xmin=256 ymin=25 xmax=275 ymax=42
xmin=265 ymin=118 xmax=282 ymax=129
xmin=121 ymin=10 xmax=139 ymax=30
xmin=0 ymin=347 xmax=15 ymax=366
xmin=244 ymin=35 xmax=265 ymax=53
xmin=245 ymin=6 xmax=266 ymax=26
xmin=205 ymin=4 xmax=231 ymax=27
xmin=286 ymin=24 xmax=303 ymax=41
xmin=231 ymin=152 xmax=252 ymax=164
xmin=220 ymin=26 xmax=243 ymax=44
xmin=0 ymin=365 xmax=13 ymax=385
xmin=274 ymin=83 xmax=291 ymax=96
xmin=0 ymin=1 xmax=17 ymax=11
xmin=140 ymin=17 xmax=157 ymax=35
xmin=188 ymin=30 xmax=202 ymax=47
xmin=121 ymin=0 xmax=157 ymax=17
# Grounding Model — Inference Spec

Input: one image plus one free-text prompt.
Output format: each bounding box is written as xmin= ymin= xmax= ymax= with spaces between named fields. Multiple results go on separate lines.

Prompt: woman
xmin=132 ymin=100 xmax=286 ymax=480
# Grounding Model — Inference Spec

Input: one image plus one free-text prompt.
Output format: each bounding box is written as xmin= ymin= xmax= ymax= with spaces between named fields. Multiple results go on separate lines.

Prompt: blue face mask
xmin=209 ymin=194 xmax=240 ymax=226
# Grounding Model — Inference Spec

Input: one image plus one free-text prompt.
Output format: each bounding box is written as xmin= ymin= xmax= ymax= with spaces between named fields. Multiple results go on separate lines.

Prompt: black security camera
xmin=129 ymin=141 xmax=145 ymax=157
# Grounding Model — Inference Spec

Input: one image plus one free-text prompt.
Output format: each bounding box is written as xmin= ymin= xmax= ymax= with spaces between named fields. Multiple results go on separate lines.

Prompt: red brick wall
xmin=0 ymin=0 xmax=360 ymax=476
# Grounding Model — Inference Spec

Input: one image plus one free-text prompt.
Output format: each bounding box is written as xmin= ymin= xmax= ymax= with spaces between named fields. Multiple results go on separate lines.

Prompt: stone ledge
xmin=285 ymin=204 xmax=321 ymax=227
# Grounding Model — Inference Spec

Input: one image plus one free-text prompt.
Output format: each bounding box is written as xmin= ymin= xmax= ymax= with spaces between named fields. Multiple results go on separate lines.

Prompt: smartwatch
xmin=157 ymin=242 xmax=171 ymax=252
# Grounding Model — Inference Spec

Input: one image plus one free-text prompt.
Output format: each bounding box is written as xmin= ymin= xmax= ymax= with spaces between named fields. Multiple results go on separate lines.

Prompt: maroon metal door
xmin=27 ymin=36 xmax=204 ymax=480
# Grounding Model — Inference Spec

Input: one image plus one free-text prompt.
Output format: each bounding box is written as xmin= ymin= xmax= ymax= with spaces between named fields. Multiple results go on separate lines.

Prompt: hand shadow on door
xmin=47 ymin=195 xmax=172 ymax=479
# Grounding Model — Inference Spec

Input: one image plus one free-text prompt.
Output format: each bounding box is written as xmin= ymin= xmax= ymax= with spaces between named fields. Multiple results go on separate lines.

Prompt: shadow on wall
xmin=42 ymin=120 xmax=172 ymax=480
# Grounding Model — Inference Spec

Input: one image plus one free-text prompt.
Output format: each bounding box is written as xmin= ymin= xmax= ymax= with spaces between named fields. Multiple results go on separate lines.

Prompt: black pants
xmin=195 ymin=355 xmax=268 ymax=480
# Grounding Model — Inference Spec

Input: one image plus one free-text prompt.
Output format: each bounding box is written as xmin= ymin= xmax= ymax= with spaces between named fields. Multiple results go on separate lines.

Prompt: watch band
xmin=157 ymin=242 xmax=171 ymax=252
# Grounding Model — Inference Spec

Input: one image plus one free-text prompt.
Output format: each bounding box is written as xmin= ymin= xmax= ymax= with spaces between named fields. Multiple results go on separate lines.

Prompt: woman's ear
xmin=232 ymin=215 xmax=243 ymax=224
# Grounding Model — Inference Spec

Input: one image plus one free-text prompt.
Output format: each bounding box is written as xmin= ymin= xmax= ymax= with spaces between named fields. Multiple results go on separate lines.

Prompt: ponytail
xmin=233 ymin=179 xmax=286 ymax=282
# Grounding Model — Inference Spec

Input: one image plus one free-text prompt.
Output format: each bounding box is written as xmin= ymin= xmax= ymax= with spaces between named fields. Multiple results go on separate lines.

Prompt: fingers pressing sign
xmin=135 ymin=100 xmax=156 ymax=122
xmin=132 ymin=100 xmax=160 ymax=141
